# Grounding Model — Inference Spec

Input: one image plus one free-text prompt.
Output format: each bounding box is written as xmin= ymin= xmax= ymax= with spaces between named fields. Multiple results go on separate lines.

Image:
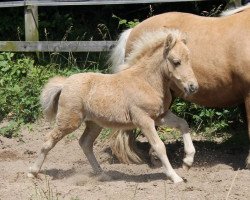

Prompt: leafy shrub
xmin=171 ymin=98 xmax=245 ymax=133
xmin=0 ymin=52 xmax=83 ymax=137
xmin=112 ymin=15 xmax=140 ymax=29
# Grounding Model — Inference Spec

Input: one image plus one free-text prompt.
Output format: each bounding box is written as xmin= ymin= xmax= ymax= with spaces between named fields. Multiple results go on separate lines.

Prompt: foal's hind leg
xmin=156 ymin=111 xmax=195 ymax=169
xmin=28 ymin=110 xmax=83 ymax=178
xmin=78 ymin=121 xmax=103 ymax=174
xmin=28 ymin=127 xmax=66 ymax=178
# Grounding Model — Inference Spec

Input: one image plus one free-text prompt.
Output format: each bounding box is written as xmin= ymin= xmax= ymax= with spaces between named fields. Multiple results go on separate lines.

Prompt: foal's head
xmin=163 ymin=31 xmax=198 ymax=95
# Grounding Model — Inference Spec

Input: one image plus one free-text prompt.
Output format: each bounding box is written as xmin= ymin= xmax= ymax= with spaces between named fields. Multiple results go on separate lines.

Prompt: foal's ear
xmin=163 ymin=34 xmax=174 ymax=58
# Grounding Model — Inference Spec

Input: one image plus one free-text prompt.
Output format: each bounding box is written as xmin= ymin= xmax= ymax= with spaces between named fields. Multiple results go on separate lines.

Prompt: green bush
xmin=0 ymin=52 xmax=84 ymax=137
xmin=171 ymin=98 xmax=245 ymax=133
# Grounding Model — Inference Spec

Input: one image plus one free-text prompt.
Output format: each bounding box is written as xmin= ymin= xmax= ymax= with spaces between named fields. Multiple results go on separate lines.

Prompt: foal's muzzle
xmin=185 ymin=83 xmax=199 ymax=95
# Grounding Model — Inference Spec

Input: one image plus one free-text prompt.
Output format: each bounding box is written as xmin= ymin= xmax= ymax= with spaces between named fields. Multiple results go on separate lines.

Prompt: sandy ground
xmin=0 ymin=119 xmax=250 ymax=200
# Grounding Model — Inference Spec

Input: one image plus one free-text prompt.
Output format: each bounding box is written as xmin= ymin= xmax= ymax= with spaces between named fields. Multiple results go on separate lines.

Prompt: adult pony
xmin=110 ymin=4 xmax=250 ymax=168
xmin=28 ymin=29 xmax=198 ymax=183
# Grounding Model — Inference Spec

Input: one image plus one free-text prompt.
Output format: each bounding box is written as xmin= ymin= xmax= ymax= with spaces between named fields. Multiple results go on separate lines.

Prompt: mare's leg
xmin=78 ymin=121 xmax=103 ymax=174
xmin=28 ymin=108 xmax=83 ymax=178
xmin=244 ymin=95 xmax=250 ymax=169
xmin=133 ymin=111 xmax=183 ymax=183
xmin=156 ymin=111 xmax=195 ymax=169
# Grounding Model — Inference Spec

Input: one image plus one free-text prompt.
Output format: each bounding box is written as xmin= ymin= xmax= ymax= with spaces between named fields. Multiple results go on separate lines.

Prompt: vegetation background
xmin=0 ymin=0 xmax=246 ymax=138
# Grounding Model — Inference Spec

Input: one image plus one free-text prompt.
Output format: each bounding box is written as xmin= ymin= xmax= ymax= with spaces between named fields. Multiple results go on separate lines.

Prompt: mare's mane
xmin=120 ymin=29 xmax=184 ymax=71
xmin=220 ymin=3 xmax=250 ymax=16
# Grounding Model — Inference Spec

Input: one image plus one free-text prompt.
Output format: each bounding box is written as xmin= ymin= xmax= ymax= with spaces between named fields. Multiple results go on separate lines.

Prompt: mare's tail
xmin=40 ymin=76 xmax=66 ymax=121
xmin=109 ymin=28 xmax=132 ymax=73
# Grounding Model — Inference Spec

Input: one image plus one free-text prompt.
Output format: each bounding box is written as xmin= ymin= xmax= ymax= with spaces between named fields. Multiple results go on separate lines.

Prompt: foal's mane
xmin=124 ymin=29 xmax=184 ymax=67
xmin=220 ymin=3 xmax=250 ymax=16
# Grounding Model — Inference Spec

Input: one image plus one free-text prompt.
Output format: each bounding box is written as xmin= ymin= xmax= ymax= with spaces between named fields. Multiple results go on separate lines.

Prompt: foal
xmin=28 ymin=29 xmax=198 ymax=183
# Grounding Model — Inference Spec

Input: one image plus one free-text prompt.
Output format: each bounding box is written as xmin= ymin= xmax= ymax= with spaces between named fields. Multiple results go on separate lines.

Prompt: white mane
xmin=220 ymin=3 xmax=250 ymax=16
xmin=118 ymin=29 xmax=184 ymax=71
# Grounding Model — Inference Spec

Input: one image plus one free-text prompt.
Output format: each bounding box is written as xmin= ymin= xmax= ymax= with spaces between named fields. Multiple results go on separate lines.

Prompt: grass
xmin=30 ymin=177 xmax=59 ymax=200
xmin=99 ymin=128 xmax=113 ymax=141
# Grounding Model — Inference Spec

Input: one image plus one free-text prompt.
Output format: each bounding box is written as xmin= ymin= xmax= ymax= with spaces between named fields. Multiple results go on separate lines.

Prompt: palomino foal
xmin=28 ymin=29 xmax=198 ymax=183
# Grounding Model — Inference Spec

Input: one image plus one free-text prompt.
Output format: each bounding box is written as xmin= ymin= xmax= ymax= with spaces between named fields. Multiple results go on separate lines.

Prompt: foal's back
xmin=58 ymin=71 xmax=165 ymax=128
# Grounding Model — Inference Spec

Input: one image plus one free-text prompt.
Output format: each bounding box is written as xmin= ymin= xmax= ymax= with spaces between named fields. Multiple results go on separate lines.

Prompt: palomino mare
xmin=28 ymin=29 xmax=198 ymax=183
xmin=110 ymin=4 xmax=250 ymax=168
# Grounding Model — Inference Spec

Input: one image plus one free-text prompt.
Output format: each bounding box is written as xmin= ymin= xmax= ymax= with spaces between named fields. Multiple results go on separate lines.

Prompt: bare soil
xmin=0 ymin=119 xmax=250 ymax=200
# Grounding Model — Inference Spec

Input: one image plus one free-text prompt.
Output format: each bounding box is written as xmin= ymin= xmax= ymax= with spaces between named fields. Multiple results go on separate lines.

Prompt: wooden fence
xmin=0 ymin=0 xmax=230 ymax=52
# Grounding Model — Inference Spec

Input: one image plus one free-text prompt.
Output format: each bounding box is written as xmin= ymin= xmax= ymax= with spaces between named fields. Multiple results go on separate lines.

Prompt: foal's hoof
xmin=183 ymin=157 xmax=193 ymax=170
xmin=182 ymin=163 xmax=191 ymax=171
xmin=27 ymin=172 xmax=36 ymax=178
xmin=27 ymin=167 xmax=39 ymax=178
xmin=172 ymin=176 xmax=184 ymax=184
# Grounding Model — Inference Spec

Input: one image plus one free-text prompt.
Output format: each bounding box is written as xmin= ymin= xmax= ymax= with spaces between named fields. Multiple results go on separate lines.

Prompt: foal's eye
xmin=172 ymin=59 xmax=181 ymax=66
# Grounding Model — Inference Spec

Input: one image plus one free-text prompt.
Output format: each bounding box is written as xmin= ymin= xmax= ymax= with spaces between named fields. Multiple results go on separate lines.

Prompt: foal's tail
xmin=40 ymin=76 xmax=66 ymax=121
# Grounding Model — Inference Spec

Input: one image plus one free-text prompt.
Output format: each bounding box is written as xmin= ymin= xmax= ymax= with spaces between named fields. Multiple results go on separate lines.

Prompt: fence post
xmin=24 ymin=5 xmax=39 ymax=41
xmin=24 ymin=5 xmax=39 ymax=58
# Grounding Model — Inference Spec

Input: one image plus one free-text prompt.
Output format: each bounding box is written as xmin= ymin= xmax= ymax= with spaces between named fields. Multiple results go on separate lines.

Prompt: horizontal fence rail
xmin=0 ymin=0 xmax=209 ymax=8
xmin=0 ymin=41 xmax=117 ymax=52
xmin=0 ymin=0 xmax=215 ymax=52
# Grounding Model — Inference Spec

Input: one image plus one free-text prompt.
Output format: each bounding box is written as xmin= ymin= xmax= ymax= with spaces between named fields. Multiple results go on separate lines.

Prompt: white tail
xmin=109 ymin=28 xmax=132 ymax=73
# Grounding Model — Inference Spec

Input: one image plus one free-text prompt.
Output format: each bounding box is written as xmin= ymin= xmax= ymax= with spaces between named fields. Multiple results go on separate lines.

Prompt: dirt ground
xmin=0 ymin=119 xmax=250 ymax=200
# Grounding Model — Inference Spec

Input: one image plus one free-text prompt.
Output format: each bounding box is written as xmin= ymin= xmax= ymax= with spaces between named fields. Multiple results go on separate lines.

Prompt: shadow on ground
xmin=40 ymin=168 xmax=77 ymax=180
xmin=134 ymin=130 xmax=249 ymax=170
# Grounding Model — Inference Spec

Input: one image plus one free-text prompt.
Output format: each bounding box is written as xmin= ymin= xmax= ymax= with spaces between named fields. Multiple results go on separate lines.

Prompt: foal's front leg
xmin=134 ymin=113 xmax=183 ymax=183
xmin=156 ymin=111 xmax=195 ymax=169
